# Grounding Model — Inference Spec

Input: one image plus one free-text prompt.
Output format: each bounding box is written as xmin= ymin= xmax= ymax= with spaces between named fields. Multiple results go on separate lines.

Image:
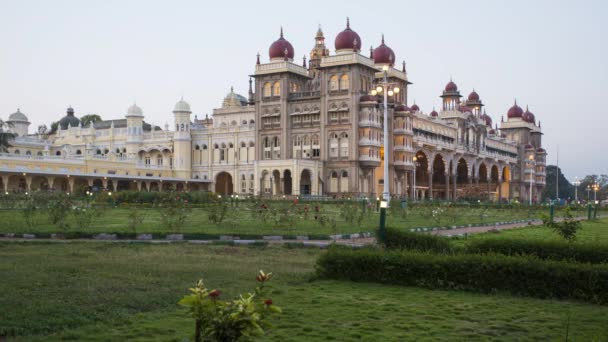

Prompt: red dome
xmin=525 ymin=144 xmax=534 ymax=149
xmin=410 ymin=104 xmax=420 ymax=112
xmin=537 ymin=148 xmax=546 ymax=153
xmin=445 ymin=81 xmax=458 ymax=92
xmin=269 ymin=28 xmax=294 ymax=61
xmin=394 ymin=104 xmax=409 ymax=112
xmin=523 ymin=107 xmax=535 ymax=123
xmin=468 ymin=91 xmax=479 ymax=101
xmin=481 ymin=113 xmax=492 ymax=126
xmin=430 ymin=110 xmax=439 ymax=117
xmin=360 ymin=95 xmax=378 ymax=103
xmin=335 ymin=18 xmax=361 ymax=52
xmin=373 ymin=35 xmax=395 ymax=66
xmin=507 ymin=101 xmax=524 ymax=118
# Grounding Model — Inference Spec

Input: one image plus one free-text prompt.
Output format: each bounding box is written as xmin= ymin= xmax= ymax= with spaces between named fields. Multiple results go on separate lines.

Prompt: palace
xmin=1 ymin=19 xmax=546 ymax=202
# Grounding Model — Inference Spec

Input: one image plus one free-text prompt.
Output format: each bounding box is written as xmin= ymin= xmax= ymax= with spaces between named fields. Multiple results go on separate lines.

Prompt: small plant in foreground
xmin=548 ymin=207 xmax=582 ymax=242
xmin=179 ymin=270 xmax=281 ymax=342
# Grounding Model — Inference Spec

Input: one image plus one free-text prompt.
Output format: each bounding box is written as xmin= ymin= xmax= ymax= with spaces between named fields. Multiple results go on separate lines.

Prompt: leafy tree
xmin=0 ymin=120 xmax=15 ymax=152
xmin=80 ymin=114 xmax=102 ymax=127
xmin=49 ymin=121 xmax=59 ymax=134
xmin=542 ymin=165 xmax=574 ymax=200
xmin=577 ymin=175 xmax=608 ymax=202
xmin=37 ymin=124 xmax=48 ymax=136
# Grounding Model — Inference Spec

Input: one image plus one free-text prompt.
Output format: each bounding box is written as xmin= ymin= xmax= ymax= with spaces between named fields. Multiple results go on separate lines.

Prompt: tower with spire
xmin=308 ymin=25 xmax=329 ymax=71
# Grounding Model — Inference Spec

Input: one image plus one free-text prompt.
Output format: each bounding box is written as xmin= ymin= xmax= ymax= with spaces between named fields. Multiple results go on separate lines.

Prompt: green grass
xmin=0 ymin=203 xmax=559 ymax=236
xmin=462 ymin=218 xmax=608 ymax=245
xmin=2 ymin=242 xmax=607 ymax=341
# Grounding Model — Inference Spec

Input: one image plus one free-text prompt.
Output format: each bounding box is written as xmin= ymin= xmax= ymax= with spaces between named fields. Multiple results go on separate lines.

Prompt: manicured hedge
xmin=380 ymin=227 xmax=453 ymax=253
xmin=466 ymin=238 xmax=608 ymax=264
xmin=316 ymin=247 xmax=608 ymax=305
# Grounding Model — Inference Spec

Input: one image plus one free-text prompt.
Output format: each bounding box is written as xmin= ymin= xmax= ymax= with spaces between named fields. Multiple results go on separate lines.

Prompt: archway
xmin=92 ymin=179 xmax=103 ymax=192
xmin=479 ymin=163 xmax=489 ymax=199
xmin=215 ymin=172 xmax=233 ymax=196
xmin=300 ymin=169 xmax=312 ymax=195
xmin=260 ymin=170 xmax=270 ymax=194
xmin=272 ymin=170 xmax=281 ymax=195
xmin=414 ymin=151 xmax=429 ymax=199
xmin=7 ymin=175 xmax=26 ymax=192
xmin=456 ymin=158 xmax=468 ymax=184
xmin=117 ymin=180 xmax=130 ymax=191
xmin=150 ymin=182 xmax=159 ymax=192
xmin=432 ymin=154 xmax=446 ymax=199
xmin=74 ymin=178 xmax=88 ymax=194
xmin=31 ymin=176 xmax=49 ymax=191
xmin=283 ymin=170 xmax=292 ymax=195
xmin=501 ymin=166 xmax=511 ymax=201
xmin=490 ymin=165 xmax=499 ymax=201
xmin=330 ymin=171 xmax=338 ymax=193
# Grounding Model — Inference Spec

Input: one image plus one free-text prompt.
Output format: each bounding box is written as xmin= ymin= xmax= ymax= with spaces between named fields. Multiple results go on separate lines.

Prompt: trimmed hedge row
xmin=380 ymin=227 xmax=453 ymax=253
xmin=316 ymin=247 xmax=608 ymax=304
xmin=466 ymin=238 xmax=608 ymax=264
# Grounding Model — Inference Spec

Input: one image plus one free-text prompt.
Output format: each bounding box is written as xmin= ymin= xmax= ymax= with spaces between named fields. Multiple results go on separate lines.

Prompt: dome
xmin=222 ymin=87 xmax=247 ymax=108
xmin=410 ymin=104 xmax=420 ymax=112
xmin=8 ymin=108 xmax=29 ymax=123
xmin=507 ymin=101 xmax=524 ymax=118
xmin=360 ymin=95 xmax=378 ymax=103
xmin=430 ymin=110 xmax=439 ymax=117
xmin=468 ymin=91 xmax=479 ymax=101
xmin=445 ymin=80 xmax=458 ymax=92
xmin=335 ymin=18 xmax=362 ymax=52
xmin=59 ymin=107 xmax=81 ymax=129
xmin=394 ymin=104 xmax=409 ymax=112
xmin=537 ymin=148 xmax=546 ymax=153
xmin=173 ymin=98 xmax=191 ymax=113
xmin=481 ymin=113 xmax=492 ymax=126
xmin=269 ymin=28 xmax=294 ymax=61
xmin=523 ymin=106 xmax=535 ymax=123
xmin=373 ymin=35 xmax=396 ymax=66
xmin=127 ymin=103 xmax=143 ymax=116
xmin=525 ymin=144 xmax=534 ymax=150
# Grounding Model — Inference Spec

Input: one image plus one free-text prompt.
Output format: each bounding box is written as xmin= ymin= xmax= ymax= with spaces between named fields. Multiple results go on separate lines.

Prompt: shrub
xmin=549 ymin=207 xmax=582 ymax=242
xmin=380 ymin=227 xmax=453 ymax=253
xmin=178 ymin=270 xmax=281 ymax=342
xmin=466 ymin=238 xmax=608 ymax=264
xmin=316 ymin=247 xmax=608 ymax=305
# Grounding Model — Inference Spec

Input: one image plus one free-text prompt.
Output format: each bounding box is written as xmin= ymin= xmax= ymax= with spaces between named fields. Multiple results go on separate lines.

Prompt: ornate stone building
xmin=0 ymin=19 xmax=546 ymax=202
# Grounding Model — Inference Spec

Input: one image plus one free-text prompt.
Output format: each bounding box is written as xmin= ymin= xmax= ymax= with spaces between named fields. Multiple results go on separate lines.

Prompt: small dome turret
xmin=373 ymin=35 xmax=396 ymax=66
xmin=59 ymin=106 xmax=81 ymax=130
xmin=173 ymin=98 xmax=191 ymax=113
xmin=335 ymin=18 xmax=362 ymax=53
xmin=507 ymin=100 xmax=524 ymax=119
xmin=8 ymin=108 xmax=29 ymax=123
xmin=127 ymin=103 xmax=143 ymax=117
xmin=269 ymin=27 xmax=295 ymax=61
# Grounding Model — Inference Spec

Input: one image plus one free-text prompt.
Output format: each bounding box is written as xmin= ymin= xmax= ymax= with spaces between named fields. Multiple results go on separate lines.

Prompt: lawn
xmin=0 ymin=202 xmax=569 ymax=237
xmin=1 ymin=242 xmax=607 ymax=341
xmin=462 ymin=218 xmax=608 ymax=245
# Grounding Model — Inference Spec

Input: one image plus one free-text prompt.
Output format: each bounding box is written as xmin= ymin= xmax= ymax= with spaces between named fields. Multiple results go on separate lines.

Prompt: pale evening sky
xmin=1 ymin=0 xmax=606 ymax=180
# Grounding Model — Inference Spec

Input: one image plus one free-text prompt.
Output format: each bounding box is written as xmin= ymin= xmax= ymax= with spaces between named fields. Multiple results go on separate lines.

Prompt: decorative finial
xmin=256 ymin=52 xmax=260 ymax=65
xmin=369 ymin=46 xmax=373 ymax=58
xmin=303 ymin=55 xmax=307 ymax=68
xmin=526 ymin=105 xmax=529 ymax=111
xmin=346 ymin=17 xmax=350 ymax=29
xmin=381 ymin=33 xmax=385 ymax=44
xmin=514 ymin=98 xmax=517 ymax=105
xmin=280 ymin=26 xmax=284 ymax=38
xmin=402 ymin=61 xmax=406 ymax=72
xmin=230 ymin=86 xmax=234 ymax=93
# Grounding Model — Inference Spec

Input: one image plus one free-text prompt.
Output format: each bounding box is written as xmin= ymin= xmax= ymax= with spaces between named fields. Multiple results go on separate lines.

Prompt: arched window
xmin=250 ymin=119 xmax=255 ymax=124
xmin=241 ymin=142 xmax=246 ymax=148
xmin=242 ymin=120 xmax=247 ymax=125
xmin=229 ymin=143 xmax=234 ymax=148
xmin=14 ymin=149 xmax=20 ymax=154
xmin=329 ymin=133 xmax=339 ymax=158
xmin=56 ymin=151 xmax=61 ymax=156
xmin=214 ymin=144 xmax=219 ymax=149
xmin=231 ymin=120 xmax=237 ymax=126
xmin=272 ymin=81 xmax=281 ymax=96
xmin=329 ymin=75 xmax=339 ymax=91
xmin=263 ymin=82 xmax=272 ymax=97
xmin=25 ymin=150 xmax=31 ymax=155
xmin=37 ymin=151 xmax=43 ymax=156
xmin=340 ymin=74 xmax=349 ymax=90
xmin=195 ymin=145 xmax=200 ymax=150
xmin=249 ymin=141 xmax=255 ymax=147
xmin=76 ymin=150 xmax=82 ymax=155
xmin=330 ymin=171 xmax=339 ymax=192
xmin=340 ymin=132 xmax=349 ymax=158
xmin=157 ymin=155 xmax=163 ymax=166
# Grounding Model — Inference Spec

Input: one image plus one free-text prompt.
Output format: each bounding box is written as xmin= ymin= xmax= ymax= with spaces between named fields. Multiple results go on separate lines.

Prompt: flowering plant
xmin=179 ymin=270 xmax=281 ymax=342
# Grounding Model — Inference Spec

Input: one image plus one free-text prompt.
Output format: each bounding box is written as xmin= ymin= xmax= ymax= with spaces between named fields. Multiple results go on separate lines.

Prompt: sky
xmin=1 ymin=0 xmax=607 ymax=180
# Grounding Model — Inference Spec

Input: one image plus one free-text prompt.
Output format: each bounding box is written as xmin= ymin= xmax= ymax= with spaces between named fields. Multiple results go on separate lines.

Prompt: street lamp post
xmin=527 ymin=155 xmax=535 ymax=205
xmin=593 ymin=183 xmax=600 ymax=203
xmin=587 ymin=185 xmax=591 ymax=202
xmin=573 ymin=178 xmax=581 ymax=203
xmin=412 ymin=156 xmax=418 ymax=201
xmin=371 ymin=65 xmax=400 ymax=206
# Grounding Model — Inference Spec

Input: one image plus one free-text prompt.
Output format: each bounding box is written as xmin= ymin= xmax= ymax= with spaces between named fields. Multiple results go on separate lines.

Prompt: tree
xmin=49 ymin=121 xmax=59 ymax=134
xmin=0 ymin=120 xmax=15 ymax=153
xmin=80 ymin=114 xmax=102 ymax=127
xmin=542 ymin=165 xmax=574 ymax=200
xmin=37 ymin=124 xmax=48 ymax=136
xmin=577 ymin=175 xmax=608 ymax=202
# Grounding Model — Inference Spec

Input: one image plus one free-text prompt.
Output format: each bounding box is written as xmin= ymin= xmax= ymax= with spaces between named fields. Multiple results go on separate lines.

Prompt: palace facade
xmin=1 ymin=19 xmax=546 ymax=202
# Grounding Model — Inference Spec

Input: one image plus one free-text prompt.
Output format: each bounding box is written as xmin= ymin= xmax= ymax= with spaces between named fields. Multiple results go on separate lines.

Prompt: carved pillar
xmin=48 ymin=176 xmax=55 ymax=191
xmin=25 ymin=176 xmax=32 ymax=192
xmin=68 ymin=177 xmax=75 ymax=193
xmin=2 ymin=175 xmax=8 ymax=193
xmin=428 ymin=166 xmax=433 ymax=200
xmin=445 ymin=173 xmax=450 ymax=200
xmin=452 ymin=174 xmax=457 ymax=201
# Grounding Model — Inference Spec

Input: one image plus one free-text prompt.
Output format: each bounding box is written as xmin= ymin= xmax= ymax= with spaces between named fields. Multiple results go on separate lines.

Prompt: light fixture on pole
xmin=586 ymin=185 xmax=591 ymax=201
xmin=527 ymin=154 xmax=535 ymax=205
xmin=373 ymin=64 xmax=400 ymax=206
xmin=573 ymin=177 xmax=581 ymax=203
xmin=412 ymin=156 xmax=418 ymax=201
xmin=593 ymin=183 xmax=600 ymax=203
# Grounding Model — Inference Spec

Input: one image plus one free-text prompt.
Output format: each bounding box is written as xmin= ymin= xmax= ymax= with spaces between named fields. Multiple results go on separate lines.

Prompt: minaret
xmin=248 ymin=78 xmax=255 ymax=105
xmin=126 ymin=103 xmax=144 ymax=157
xmin=172 ymin=98 xmax=192 ymax=179
xmin=440 ymin=78 xmax=462 ymax=111
xmin=308 ymin=25 xmax=329 ymax=71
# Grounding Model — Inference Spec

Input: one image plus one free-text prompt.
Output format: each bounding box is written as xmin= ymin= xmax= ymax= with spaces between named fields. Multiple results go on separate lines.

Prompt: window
xmin=56 ymin=151 xmax=61 ymax=156
xmin=312 ymin=135 xmax=320 ymax=157
xmin=195 ymin=145 xmax=200 ymax=150
xmin=272 ymin=81 xmax=281 ymax=96
xmin=241 ymin=174 xmax=247 ymax=193
xmin=340 ymin=133 xmax=349 ymax=158
xmin=25 ymin=150 xmax=31 ymax=155
xmin=263 ymin=82 xmax=272 ymax=97
xmin=329 ymin=133 xmax=338 ymax=158
xmin=202 ymin=145 xmax=208 ymax=150
xmin=145 ymin=157 xmax=151 ymax=165
xmin=329 ymin=75 xmax=339 ymax=91
xmin=14 ymin=150 xmax=19 ymax=154
xmin=76 ymin=150 xmax=82 ymax=155
xmin=340 ymin=74 xmax=349 ymax=90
